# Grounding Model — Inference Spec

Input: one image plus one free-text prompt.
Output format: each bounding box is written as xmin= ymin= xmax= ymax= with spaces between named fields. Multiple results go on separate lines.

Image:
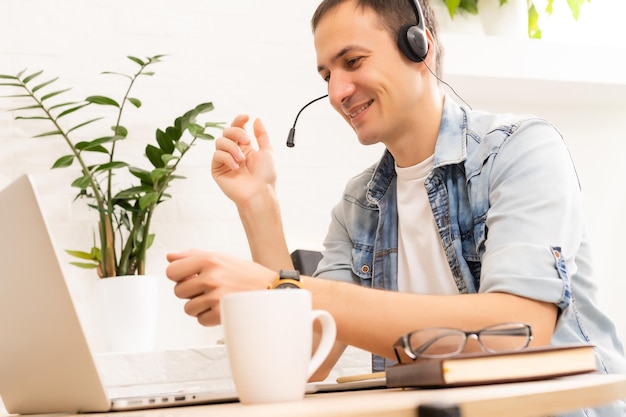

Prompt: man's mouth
xmin=349 ymin=100 xmax=373 ymax=119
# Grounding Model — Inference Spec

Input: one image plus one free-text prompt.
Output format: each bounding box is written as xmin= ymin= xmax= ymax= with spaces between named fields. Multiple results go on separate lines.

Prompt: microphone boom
xmin=286 ymin=94 xmax=328 ymax=147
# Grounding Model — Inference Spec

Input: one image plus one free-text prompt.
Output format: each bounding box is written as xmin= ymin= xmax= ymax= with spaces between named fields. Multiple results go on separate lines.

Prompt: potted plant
xmin=0 ymin=55 xmax=222 ymax=279
xmin=440 ymin=0 xmax=590 ymax=38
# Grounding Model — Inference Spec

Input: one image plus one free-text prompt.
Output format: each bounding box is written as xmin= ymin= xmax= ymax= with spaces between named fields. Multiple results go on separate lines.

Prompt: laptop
xmin=0 ymin=174 xmax=242 ymax=414
xmin=0 ymin=174 xmax=386 ymax=414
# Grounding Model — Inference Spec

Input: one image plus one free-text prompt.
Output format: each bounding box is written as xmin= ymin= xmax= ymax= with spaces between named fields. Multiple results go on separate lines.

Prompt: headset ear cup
xmin=397 ymin=24 xmax=428 ymax=62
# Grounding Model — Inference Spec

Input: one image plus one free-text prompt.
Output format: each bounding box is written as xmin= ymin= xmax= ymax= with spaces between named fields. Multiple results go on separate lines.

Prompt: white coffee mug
xmin=220 ymin=289 xmax=336 ymax=404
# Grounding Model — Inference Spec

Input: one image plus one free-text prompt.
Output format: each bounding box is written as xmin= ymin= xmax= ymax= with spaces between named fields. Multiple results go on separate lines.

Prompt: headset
xmin=397 ymin=0 xmax=429 ymax=62
xmin=287 ymin=0 xmax=442 ymax=147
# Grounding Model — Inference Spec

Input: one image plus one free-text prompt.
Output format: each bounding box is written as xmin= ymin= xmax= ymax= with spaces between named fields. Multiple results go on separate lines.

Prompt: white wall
xmin=0 ymin=0 xmax=387 ymax=353
xmin=0 ymin=0 xmax=624 ymax=361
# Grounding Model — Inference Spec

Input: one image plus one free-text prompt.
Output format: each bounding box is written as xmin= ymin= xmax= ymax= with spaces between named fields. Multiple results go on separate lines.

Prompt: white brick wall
xmin=1 ymin=3 xmax=625 ymax=413
xmin=0 ymin=0 xmax=383 ymax=352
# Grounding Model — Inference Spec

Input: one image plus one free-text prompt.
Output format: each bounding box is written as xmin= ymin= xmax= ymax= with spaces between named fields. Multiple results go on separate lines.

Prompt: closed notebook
xmin=386 ymin=344 xmax=597 ymax=388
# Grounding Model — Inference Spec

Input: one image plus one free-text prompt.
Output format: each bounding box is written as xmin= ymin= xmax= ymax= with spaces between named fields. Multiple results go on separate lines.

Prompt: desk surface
xmin=63 ymin=373 xmax=626 ymax=417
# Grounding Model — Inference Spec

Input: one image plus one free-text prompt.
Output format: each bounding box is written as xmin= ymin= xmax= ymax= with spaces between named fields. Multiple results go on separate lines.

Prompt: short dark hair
xmin=311 ymin=0 xmax=444 ymax=77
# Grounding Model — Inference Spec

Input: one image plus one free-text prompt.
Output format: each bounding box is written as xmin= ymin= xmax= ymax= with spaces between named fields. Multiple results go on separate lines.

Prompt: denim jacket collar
xmin=433 ymin=96 xmax=467 ymax=169
xmin=366 ymin=95 xmax=466 ymax=202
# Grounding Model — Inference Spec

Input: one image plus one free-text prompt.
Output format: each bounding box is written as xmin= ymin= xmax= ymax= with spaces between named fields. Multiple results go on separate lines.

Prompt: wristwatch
xmin=268 ymin=269 xmax=304 ymax=289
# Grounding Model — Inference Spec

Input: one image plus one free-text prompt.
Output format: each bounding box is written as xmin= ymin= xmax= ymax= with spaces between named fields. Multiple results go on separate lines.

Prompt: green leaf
xmin=150 ymin=167 xmax=170 ymax=182
xmin=114 ymin=199 xmax=134 ymax=212
xmin=71 ymin=175 xmax=92 ymax=190
xmin=101 ymin=71 xmax=133 ymax=80
xmin=145 ymin=234 xmax=155 ymax=249
xmin=52 ymin=155 xmax=74 ymax=168
xmin=459 ymin=0 xmax=478 ymax=15
xmin=69 ymin=261 xmax=99 ymax=269
xmin=205 ymin=121 xmax=225 ymax=129
xmin=33 ymin=130 xmax=63 ymax=138
xmin=148 ymin=54 xmax=167 ymax=62
xmin=165 ymin=125 xmax=183 ymax=142
xmin=187 ymin=123 xmax=203 ymax=137
xmin=128 ymin=167 xmax=153 ymax=184
xmin=11 ymin=104 xmax=43 ymax=111
xmin=566 ymin=0 xmax=582 ymax=20
xmin=32 ymin=77 xmax=59 ymax=93
xmin=139 ymin=192 xmax=159 ymax=210
xmin=112 ymin=125 xmax=128 ymax=137
xmin=195 ymin=102 xmax=215 ymax=113
xmin=146 ymin=144 xmax=165 ymax=168
xmin=156 ymin=128 xmax=175 ymax=153
xmin=528 ymin=4 xmax=541 ymax=38
xmin=41 ymin=88 xmax=71 ymax=101
xmin=49 ymin=101 xmax=82 ymax=111
xmin=79 ymin=144 xmax=108 ymax=153
xmin=14 ymin=116 xmax=49 ymax=121
xmin=66 ymin=249 xmax=99 ymax=261
xmin=67 ymin=117 xmax=104 ymax=134
xmin=445 ymin=0 xmax=461 ymax=17
xmin=127 ymin=97 xmax=142 ymax=108
xmin=22 ymin=70 xmax=43 ymax=84
xmin=114 ymin=185 xmax=153 ymax=199
xmin=196 ymin=132 xmax=215 ymax=140
xmin=161 ymin=154 xmax=178 ymax=164
xmin=127 ymin=56 xmax=145 ymax=66
xmin=3 ymin=93 xmax=33 ymax=98
xmin=57 ymin=103 xmax=90 ymax=118
xmin=86 ymin=95 xmax=120 ymax=107
xmin=174 ymin=115 xmax=186 ymax=132
xmin=75 ymin=136 xmax=118 ymax=151
xmin=0 ymin=74 xmax=18 ymax=80
xmin=94 ymin=161 xmax=128 ymax=172
xmin=175 ymin=141 xmax=190 ymax=153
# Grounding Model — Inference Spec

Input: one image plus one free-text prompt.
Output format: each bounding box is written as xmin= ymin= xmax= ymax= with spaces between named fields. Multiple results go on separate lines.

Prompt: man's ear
xmin=422 ymin=27 xmax=437 ymax=68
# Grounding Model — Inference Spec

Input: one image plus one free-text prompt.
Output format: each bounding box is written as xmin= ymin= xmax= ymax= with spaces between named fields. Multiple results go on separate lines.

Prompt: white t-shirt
xmin=395 ymin=155 xmax=458 ymax=294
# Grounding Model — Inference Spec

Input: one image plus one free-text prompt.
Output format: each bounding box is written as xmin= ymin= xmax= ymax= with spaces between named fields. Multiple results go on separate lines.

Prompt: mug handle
xmin=307 ymin=310 xmax=337 ymax=379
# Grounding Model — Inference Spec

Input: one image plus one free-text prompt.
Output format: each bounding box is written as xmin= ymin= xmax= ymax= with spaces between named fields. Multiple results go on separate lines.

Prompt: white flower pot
xmin=480 ymin=0 xmax=528 ymax=38
xmin=432 ymin=1 xmax=485 ymax=35
xmin=96 ymin=275 xmax=160 ymax=353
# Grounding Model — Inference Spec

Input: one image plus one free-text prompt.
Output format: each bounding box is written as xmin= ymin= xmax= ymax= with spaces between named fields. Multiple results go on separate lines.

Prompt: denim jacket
xmin=315 ymin=97 xmax=626 ymax=416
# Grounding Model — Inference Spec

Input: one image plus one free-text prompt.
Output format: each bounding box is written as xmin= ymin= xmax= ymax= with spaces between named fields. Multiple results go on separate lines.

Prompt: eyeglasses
xmin=393 ymin=322 xmax=533 ymax=363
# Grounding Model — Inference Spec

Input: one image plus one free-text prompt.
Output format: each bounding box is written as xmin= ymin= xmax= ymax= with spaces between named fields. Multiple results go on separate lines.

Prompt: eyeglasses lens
xmin=409 ymin=328 xmax=466 ymax=358
xmin=478 ymin=323 xmax=531 ymax=352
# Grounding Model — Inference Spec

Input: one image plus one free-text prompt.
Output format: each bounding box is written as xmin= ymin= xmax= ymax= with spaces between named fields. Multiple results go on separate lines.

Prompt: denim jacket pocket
xmin=351 ymin=246 xmax=373 ymax=284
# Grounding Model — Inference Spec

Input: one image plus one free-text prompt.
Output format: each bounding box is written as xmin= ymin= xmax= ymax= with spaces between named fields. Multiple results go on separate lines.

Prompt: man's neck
xmin=388 ymin=89 xmax=444 ymax=168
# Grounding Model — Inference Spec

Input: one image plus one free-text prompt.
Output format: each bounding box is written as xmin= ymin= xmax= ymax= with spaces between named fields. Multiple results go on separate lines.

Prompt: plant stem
xmin=18 ymin=79 xmax=112 ymax=276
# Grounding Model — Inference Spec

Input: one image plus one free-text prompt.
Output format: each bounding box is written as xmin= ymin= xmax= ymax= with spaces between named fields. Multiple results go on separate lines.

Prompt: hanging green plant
xmin=439 ymin=0 xmax=590 ymax=39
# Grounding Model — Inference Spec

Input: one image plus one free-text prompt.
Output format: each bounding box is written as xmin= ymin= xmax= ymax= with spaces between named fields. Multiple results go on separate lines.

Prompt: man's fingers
xmin=166 ymin=251 xmax=205 ymax=283
xmin=230 ymin=114 xmax=250 ymax=129
xmin=253 ymin=118 xmax=273 ymax=151
xmin=213 ymin=137 xmax=246 ymax=171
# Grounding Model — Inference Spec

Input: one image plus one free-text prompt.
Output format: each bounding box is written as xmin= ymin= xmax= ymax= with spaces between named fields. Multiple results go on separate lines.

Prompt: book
xmin=386 ymin=344 xmax=597 ymax=388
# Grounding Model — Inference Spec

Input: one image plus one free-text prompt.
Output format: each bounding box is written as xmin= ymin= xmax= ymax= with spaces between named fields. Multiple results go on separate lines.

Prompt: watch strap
xmin=268 ymin=269 xmax=304 ymax=289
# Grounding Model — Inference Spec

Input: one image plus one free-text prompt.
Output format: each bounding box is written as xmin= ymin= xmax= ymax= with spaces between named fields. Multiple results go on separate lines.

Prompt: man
xmin=166 ymin=0 xmax=625 ymax=414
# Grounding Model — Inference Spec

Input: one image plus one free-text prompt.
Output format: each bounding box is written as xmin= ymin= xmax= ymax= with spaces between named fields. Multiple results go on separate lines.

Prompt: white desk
xmin=52 ymin=373 xmax=626 ymax=417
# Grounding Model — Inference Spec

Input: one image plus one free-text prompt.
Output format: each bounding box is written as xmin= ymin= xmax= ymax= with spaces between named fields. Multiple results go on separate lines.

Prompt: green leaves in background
xmin=0 ymin=55 xmax=224 ymax=277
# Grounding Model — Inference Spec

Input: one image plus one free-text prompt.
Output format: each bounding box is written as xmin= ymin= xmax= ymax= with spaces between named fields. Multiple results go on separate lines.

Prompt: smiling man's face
xmin=314 ymin=0 xmax=424 ymax=147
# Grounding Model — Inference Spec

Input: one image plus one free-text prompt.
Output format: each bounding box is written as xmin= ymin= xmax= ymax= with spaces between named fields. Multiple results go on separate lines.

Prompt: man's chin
xmin=356 ymin=135 xmax=380 ymax=146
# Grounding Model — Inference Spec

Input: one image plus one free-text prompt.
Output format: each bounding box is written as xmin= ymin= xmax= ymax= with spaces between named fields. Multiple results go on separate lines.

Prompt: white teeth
xmin=350 ymin=101 xmax=371 ymax=118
